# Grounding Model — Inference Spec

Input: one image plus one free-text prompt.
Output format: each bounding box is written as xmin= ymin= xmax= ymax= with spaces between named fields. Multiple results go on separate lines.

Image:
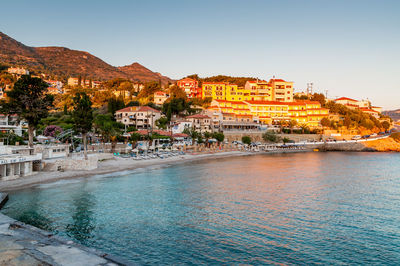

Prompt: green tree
xmin=382 ymin=121 xmax=391 ymax=131
xmin=262 ymin=131 xmax=280 ymax=143
xmin=155 ymin=117 xmax=169 ymax=129
xmin=72 ymin=92 xmax=93 ymax=160
xmin=299 ymin=123 xmax=310 ymax=134
xmin=282 ymin=137 xmax=291 ymax=144
xmin=0 ymin=75 xmax=54 ymax=147
xmin=162 ymin=98 xmax=189 ymax=121
xmin=137 ymin=81 xmax=161 ymax=99
xmin=169 ymin=85 xmax=187 ymax=99
xmin=212 ymin=132 xmax=225 ymax=143
xmin=183 ymin=127 xmax=200 ymax=140
xmin=107 ymin=97 xmax=125 ymax=116
xmin=320 ymin=117 xmax=331 ymax=127
xmin=242 ymin=135 xmax=251 ymax=145
xmin=288 ymin=119 xmax=298 ymax=134
xmin=310 ymin=93 xmax=326 ymax=106
xmin=94 ymin=114 xmax=122 ymax=153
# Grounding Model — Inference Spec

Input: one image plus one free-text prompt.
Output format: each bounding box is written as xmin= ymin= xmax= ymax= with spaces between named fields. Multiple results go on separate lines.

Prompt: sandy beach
xmin=0 ymin=150 xmax=254 ymax=192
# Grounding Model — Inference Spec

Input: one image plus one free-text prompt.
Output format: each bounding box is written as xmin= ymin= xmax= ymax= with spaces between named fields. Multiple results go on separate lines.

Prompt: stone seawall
xmin=307 ymin=142 xmax=376 ymax=152
xmin=224 ymin=132 xmax=322 ymax=142
xmin=0 ymin=192 xmax=126 ymax=265
xmin=42 ymin=155 xmax=98 ymax=172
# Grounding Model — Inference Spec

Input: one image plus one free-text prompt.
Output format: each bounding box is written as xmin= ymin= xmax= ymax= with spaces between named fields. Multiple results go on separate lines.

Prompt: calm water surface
xmin=2 ymin=152 xmax=400 ymax=264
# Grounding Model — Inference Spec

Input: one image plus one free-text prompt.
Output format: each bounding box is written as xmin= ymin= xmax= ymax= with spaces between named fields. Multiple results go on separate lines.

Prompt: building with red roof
xmin=177 ymin=78 xmax=201 ymax=98
xmin=115 ymin=106 xmax=162 ymax=130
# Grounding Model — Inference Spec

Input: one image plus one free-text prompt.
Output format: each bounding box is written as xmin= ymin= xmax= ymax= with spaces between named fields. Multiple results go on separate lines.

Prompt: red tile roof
xmin=116 ymin=106 xmax=161 ymax=113
xmin=269 ymin=79 xmax=287 ymax=82
xmin=334 ymin=97 xmax=358 ymax=102
xmin=360 ymin=108 xmax=378 ymax=113
xmin=216 ymin=100 xmax=246 ymax=104
xmin=178 ymin=78 xmax=197 ymax=83
xmin=186 ymin=114 xmax=210 ymax=119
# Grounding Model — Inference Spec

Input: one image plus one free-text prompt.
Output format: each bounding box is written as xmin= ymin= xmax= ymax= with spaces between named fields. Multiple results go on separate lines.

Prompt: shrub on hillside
xmin=390 ymin=133 xmax=400 ymax=142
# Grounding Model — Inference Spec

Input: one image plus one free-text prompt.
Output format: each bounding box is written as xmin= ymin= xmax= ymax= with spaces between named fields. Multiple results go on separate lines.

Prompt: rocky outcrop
xmin=362 ymin=137 xmax=400 ymax=152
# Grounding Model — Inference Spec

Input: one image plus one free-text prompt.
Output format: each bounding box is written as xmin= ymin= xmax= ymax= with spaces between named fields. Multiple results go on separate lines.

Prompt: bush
xmin=212 ymin=132 xmax=225 ymax=143
xmin=262 ymin=131 xmax=280 ymax=143
xmin=44 ymin=125 xmax=63 ymax=137
xmin=0 ymin=132 xmax=25 ymax=145
xmin=242 ymin=136 xmax=251 ymax=145
xmin=390 ymin=133 xmax=400 ymax=142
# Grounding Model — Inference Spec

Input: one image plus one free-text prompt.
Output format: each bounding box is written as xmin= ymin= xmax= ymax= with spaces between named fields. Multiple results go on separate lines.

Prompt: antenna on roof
xmin=325 ymin=89 xmax=328 ymax=99
xmin=307 ymin=83 xmax=313 ymax=96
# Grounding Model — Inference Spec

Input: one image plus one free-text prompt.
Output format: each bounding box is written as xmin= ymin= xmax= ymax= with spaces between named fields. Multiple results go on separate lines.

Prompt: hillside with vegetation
xmin=185 ymin=74 xmax=257 ymax=87
xmin=300 ymin=93 xmax=392 ymax=133
xmin=382 ymin=109 xmax=400 ymax=122
xmin=0 ymin=31 xmax=171 ymax=83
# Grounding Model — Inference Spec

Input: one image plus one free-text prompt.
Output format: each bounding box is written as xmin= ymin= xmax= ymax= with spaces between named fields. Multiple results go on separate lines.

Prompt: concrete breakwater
xmin=0 ymin=192 xmax=126 ymax=266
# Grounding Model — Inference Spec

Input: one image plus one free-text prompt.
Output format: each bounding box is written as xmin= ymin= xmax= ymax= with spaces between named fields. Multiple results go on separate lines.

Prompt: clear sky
xmin=1 ymin=0 xmax=399 ymax=109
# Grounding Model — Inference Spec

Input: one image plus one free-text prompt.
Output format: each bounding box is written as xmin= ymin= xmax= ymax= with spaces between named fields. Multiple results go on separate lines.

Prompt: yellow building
xmin=202 ymin=78 xmax=294 ymax=103
xmin=202 ymin=82 xmax=238 ymax=100
xmin=244 ymin=80 xmax=274 ymax=101
xmin=209 ymin=99 xmax=329 ymax=127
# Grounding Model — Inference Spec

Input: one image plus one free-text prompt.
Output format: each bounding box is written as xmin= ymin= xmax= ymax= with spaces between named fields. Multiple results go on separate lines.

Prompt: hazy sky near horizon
xmin=1 ymin=0 xmax=399 ymax=109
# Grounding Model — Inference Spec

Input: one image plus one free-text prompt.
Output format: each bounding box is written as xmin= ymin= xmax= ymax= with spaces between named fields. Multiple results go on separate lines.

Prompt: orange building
xmin=209 ymin=99 xmax=329 ymax=127
xmin=177 ymin=78 xmax=201 ymax=98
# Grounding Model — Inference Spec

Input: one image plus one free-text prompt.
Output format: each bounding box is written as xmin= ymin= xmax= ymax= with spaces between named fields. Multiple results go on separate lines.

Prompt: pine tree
xmin=72 ymin=92 xmax=93 ymax=160
xmin=0 ymin=75 xmax=54 ymax=147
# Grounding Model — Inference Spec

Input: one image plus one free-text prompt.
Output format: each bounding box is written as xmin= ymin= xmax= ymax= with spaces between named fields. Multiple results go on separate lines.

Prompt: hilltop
xmin=0 ymin=31 xmax=171 ymax=84
xmin=382 ymin=109 xmax=400 ymax=122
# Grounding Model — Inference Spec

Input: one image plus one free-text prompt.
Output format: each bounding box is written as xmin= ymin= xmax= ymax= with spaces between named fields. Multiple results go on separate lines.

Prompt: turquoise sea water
xmin=2 ymin=152 xmax=400 ymax=264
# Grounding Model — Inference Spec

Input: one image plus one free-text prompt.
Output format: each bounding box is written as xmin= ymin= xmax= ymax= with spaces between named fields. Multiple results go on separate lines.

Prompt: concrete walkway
xmin=0 ymin=193 xmax=125 ymax=266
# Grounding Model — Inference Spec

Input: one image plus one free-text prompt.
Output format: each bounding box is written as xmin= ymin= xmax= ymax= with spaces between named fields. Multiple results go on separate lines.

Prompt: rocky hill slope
xmin=0 ymin=31 xmax=171 ymax=83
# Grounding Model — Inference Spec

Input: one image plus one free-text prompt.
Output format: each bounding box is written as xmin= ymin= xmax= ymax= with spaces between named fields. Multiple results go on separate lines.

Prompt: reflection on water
xmin=2 ymin=152 xmax=400 ymax=264
xmin=66 ymin=186 xmax=96 ymax=245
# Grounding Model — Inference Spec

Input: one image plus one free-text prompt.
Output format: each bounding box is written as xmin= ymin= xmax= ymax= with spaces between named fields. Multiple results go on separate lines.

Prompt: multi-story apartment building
xmin=202 ymin=82 xmax=239 ymax=100
xmin=209 ymin=99 xmax=329 ymax=127
xmin=333 ymin=97 xmax=382 ymax=117
xmin=115 ymin=106 xmax=162 ymax=130
xmin=154 ymin=91 xmax=170 ymax=105
xmin=67 ymin=77 xmax=101 ymax=88
xmin=201 ymin=78 xmax=294 ymax=102
xmin=243 ymin=80 xmax=274 ymax=102
xmin=185 ymin=114 xmax=212 ymax=133
xmin=177 ymin=78 xmax=201 ymax=98
xmin=269 ymin=79 xmax=293 ymax=102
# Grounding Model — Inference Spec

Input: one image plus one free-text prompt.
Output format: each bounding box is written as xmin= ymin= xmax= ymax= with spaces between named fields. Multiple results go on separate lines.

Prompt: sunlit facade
xmin=209 ymin=100 xmax=329 ymax=127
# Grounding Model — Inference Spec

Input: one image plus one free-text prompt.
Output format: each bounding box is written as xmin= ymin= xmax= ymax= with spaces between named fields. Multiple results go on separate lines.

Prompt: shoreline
xmin=0 ymin=150 xmax=261 ymax=192
xmin=1 ymin=137 xmax=398 ymax=192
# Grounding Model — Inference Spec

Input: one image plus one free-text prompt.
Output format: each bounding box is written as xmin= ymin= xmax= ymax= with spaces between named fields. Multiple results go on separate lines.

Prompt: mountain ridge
xmin=0 ymin=31 xmax=171 ymax=84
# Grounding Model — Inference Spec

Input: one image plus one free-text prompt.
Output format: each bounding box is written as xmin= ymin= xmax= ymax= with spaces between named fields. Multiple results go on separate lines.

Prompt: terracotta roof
xmin=154 ymin=91 xmax=167 ymax=96
xmin=216 ymin=100 xmax=246 ymax=104
xmin=334 ymin=97 xmax=358 ymax=102
xmin=116 ymin=106 xmax=134 ymax=112
xmin=116 ymin=106 xmax=161 ymax=113
xmin=186 ymin=114 xmax=210 ymax=119
xmin=360 ymin=108 xmax=378 ymax=113
xmin=173 ymin=133 xmax=189 ymax=138
xmin=178 ymin=78 xmax=197 ymax=83
xmin=202 ymin=82 xmax=237 ymax=85
xmin=244 ymin=100 xmax=289 ymax=105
